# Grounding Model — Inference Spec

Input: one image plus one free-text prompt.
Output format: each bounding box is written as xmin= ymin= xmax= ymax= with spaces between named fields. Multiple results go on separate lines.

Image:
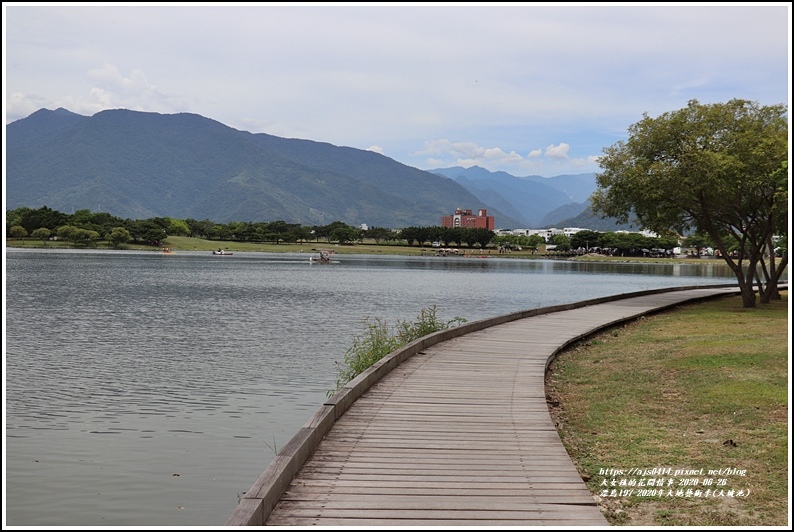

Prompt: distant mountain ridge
xmin=429 ymin=166 xmax=597 ymax=227
xmin=6 ymin=108 xmax=527 ymax=228
xmin=430 ymin=166 xmax=632 ymax=231
xmin=7 ymin=107 xmax=632 ymax=231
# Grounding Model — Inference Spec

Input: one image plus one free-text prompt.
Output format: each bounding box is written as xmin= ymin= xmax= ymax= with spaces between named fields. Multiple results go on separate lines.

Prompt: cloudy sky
xmin=4 ymin=3 xmax=790 ymax=177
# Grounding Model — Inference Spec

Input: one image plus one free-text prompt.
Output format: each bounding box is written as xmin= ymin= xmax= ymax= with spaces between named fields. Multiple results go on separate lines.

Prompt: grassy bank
xmin=546 ymin=292 xmax=789 ymax=526
xmin=5 ymin=235 xmax=729 ymax=264
xmin=5 ymin=235 xmax=481 ymax=256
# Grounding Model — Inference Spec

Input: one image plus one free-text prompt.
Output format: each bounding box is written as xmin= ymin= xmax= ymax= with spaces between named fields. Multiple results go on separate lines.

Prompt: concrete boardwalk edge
xmin=226 ymin=284 xmax=744 ymax=526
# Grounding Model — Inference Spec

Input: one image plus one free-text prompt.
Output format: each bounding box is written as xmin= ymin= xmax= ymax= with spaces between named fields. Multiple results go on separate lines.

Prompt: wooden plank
xmin=288 ymin=473 xmax=587 ymax=483
xmin=298 ymin=467 xmax=584 ymax=477
xmin=266 ymin=517 xmax=608 ymax=525
xmin=254 ymin=289 xmax=737 ymax=526
xmin=306 ymin=458 xmax=578 ymax=467
xmin=267 ymin=507 xmax=604 ymax=520
xmin=306 ymin=446 xmax=571 ymax=456
xmin=283 ymin=486 xmax=596 ymax=497
xmin=289 ymin=478 xmax=596 ymax=489
xmin=271 ymin=496 xmax=599 ymax=511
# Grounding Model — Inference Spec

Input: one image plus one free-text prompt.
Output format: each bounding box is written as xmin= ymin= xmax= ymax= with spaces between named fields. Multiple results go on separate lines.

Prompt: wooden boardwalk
xmin=228 ymin=286 xmax=741 ymax=526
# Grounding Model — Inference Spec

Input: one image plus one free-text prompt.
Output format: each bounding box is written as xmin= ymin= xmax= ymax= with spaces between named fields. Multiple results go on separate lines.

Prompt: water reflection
xmin=5 ymin=249 xmax=744 ymax=526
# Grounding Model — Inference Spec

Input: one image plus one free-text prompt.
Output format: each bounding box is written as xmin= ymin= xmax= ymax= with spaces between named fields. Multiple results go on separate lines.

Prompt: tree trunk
xmin=760 ymin=255 xmax=787 ymax=303
xmin=729 ymin=262 xmax=757 ymax=309
xmin=739 ymin=283 xmax=757 ymax=308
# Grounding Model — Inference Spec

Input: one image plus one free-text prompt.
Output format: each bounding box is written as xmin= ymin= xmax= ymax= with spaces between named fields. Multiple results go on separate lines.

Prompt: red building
xmin=441 ymin=208 xmax=495 ymax=230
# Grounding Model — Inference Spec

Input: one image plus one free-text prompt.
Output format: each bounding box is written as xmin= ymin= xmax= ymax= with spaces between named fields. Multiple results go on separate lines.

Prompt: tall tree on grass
xmin=758 ymin=160 xmax=788 ymax=302
xmin=592 ymin=99 xmax=788 ymax=308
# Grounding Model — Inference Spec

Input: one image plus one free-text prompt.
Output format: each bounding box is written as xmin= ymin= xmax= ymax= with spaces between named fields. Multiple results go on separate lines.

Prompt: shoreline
xmin=4 ymin=237 xmax=731 ymax=266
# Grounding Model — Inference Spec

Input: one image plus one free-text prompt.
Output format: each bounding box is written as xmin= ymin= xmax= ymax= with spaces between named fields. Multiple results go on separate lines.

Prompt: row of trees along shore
xmin=5 ymin=208 xmax=398 ymax=247
xmin=7 ymin=205 xmax=784 ymax=281
xmin=8 ymin=205 xmax=722 ymax=257
xmin=5 ymin=208 xmax=492 ymax=248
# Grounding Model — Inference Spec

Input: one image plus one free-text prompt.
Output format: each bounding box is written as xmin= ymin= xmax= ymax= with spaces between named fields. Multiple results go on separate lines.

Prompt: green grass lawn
xmin=6 ymin=235 xmax=729 ymax=264
xmin=547 ymin=292 xmax=789 ymax=526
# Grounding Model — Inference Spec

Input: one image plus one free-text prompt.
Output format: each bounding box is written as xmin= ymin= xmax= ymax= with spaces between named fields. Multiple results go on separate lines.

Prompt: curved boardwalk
xmin=228 ymin=286 xmax=741 ymax=526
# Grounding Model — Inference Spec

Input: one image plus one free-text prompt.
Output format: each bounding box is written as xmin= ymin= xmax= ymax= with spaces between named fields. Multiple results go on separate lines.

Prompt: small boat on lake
xmin=212 ymin=249 xmax=234 ymax=255
xmin=309 ymin=249 xmax=335 ymax=264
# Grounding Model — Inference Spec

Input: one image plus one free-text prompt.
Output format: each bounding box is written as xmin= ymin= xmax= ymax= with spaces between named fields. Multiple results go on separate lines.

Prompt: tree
xmin=7 ymin=207 xmax=32 ymax=229
xmin=167 ymin=218 xmax=191 ymax=237
xmin=315 ymin=221 xmax=351 ymax=242
xmin=591 ymin=99 xmax=788 ymax=308
xmin=56 ymin=225 xmax=75 ymax=241
xmin=79 ymin=211 xmax=125 ymax=236
xmin=226 ymin=221 xmax=251 ymax=241
xmin=330 ymin=226 xmax=361 ymax=244
xmin=9 ymin=225 xmax=28 ymax=239
xmin=56 ymin=225 xmax=100 ymax=246
xmin=264 ymin=221 xmax=302 ymax=244
xmin=366 ymin=226 xmax=396 ymax=244
xmin=71 ymin=209 xmax=95 ymax=226
xmin=525 ymin=234 xmax=545 ymax=253
xmin=13 ymin=206 xmax=68 ymax=234
xmin=185 ymin=218 xmax=215 ymax=239
xmin=446 ymin=227 xmax=465 ymax=247
xmin=208 ymin=223 xmax=232 ymax=241
xmin=74 ymin=228 xmax=101 ymax=246
xmin=128 ymin=219 xmax=168 ymax=245
xmin=549 ymin=234 xmax=571 ymax=252
xmin=290 ymin=225 xmax=314 ymax=244
xmin=399 ymin=226 xmax=422 ymax=246
xmin=757 ymin=160 xmax=788 ymax=302
xmin=31 ymin=227 xmax=51 ymax=244
xmin=569 ymin=230 xmax=601 ymax=251
xmin=682 ymin=232 xmax=714 ymax=257
xmin=467 ymin=228 xmax=495 ymax=249
xmin=107 ymin=227 xmax=132 ymax=248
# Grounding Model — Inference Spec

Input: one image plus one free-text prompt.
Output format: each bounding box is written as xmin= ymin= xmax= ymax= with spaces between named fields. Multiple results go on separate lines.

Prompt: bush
xmin=330 ymin=306 xmax=466 ymax=395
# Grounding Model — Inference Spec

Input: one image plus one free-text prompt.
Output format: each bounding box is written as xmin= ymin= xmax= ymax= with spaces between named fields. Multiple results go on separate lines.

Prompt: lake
xmin=4 ymin=248 xmax=744 ymax=526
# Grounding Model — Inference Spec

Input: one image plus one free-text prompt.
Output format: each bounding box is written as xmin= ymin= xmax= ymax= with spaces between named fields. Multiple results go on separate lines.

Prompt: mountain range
xmin=6 ymin=107 xmax=624 ymax=230
xmin=429 ymin=166 xmax=593 ymax=227
xmin=429 ymin=166 xmax=637 ymax=231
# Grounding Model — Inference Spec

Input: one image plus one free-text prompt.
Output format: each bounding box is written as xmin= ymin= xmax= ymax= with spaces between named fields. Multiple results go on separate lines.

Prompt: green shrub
xmin=330 ymin=305 xmax=466 ymax=395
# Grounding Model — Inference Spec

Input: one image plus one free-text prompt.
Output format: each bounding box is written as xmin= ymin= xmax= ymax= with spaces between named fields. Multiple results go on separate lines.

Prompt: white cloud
xmin=366 ymin=145 xmax=384 ymax=154
xmin=4 ymin=5 xmax=788 ymax=177
xmin=16 ymin=63 xmax=192 ymax=119
xmin=544 ymin=143 xmax=570 ymax=160
xmin=85 ymin=64 xmax=189 ymax=113
xmin=424 ymin=158 xmax=446 ymax=168
xmin=417 ymin=139 xmax=526 ymax=169
xmin=6 ymin=92 xmax=46 ymax=121
xmin=416 ymin=138 xmax=587 ymax=175
xmin=88 ymin=64 xmax=149 ymax=91
xmin=483 ymin=147 xmax=523 ymax=164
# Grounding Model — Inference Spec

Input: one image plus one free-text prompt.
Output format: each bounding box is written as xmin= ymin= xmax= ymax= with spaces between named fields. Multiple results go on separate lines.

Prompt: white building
xmin=501 ymin=227 xmax=589 ymax=241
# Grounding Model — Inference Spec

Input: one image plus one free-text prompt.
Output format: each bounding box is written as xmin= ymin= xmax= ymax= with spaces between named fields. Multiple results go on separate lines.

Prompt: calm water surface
xmin=5 ymin=249 xmax=742 ymax=526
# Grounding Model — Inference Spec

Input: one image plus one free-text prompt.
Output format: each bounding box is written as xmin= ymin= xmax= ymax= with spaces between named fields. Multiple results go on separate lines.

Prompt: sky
xmin=3 ymin=2 xmax=791 ymax=177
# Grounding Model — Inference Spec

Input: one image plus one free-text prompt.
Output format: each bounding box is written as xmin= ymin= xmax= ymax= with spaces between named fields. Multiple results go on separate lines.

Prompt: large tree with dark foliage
xmin=592 ymin=99 xmax=788 ymax=308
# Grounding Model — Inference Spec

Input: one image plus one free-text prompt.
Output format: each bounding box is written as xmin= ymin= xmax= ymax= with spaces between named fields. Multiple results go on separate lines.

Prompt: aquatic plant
xmin=330 ymin=305 xmax=466 ymax=395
